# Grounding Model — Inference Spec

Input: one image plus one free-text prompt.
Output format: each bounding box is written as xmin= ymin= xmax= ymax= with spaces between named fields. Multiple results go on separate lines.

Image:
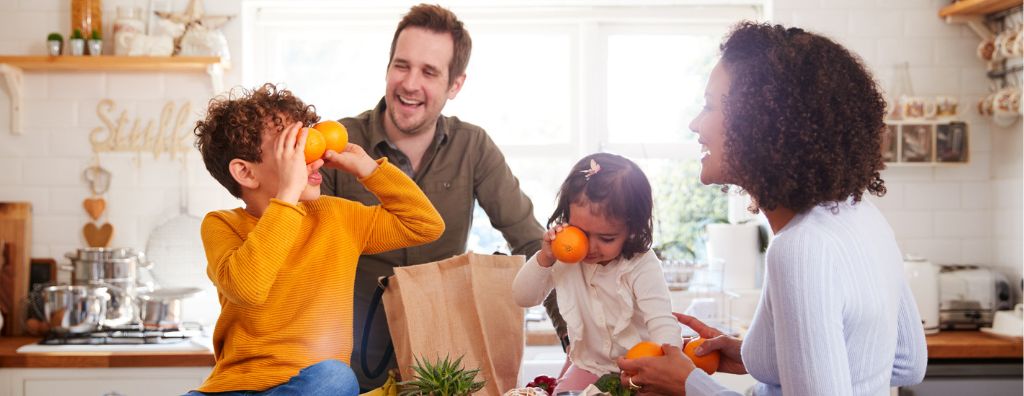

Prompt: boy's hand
xmin=536 ymin=224 xmax=566 ymax=268
xmin=322 ymin=144 xmax=379 ymax=179
xmin=275 ymin=122 xmax=321 ymax=204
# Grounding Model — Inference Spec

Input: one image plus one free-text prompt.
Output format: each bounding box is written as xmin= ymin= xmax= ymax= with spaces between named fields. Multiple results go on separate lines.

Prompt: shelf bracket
xmin=207 ymin=63 xmax=224 ymax=95
xmin=0 ymin=63 xmax=24 ymax=135
xmin=945 ymin=15 xmax=994 ymax=39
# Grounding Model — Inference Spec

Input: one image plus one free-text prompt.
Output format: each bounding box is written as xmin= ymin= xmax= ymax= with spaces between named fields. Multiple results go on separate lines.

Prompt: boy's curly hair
xmin=548 ymin=153 xmax=653 ymax=260
xmin=194 ymin=83 xmax=319 ymax=198
xmin=719 ymin=22 xmax=887 ymax=213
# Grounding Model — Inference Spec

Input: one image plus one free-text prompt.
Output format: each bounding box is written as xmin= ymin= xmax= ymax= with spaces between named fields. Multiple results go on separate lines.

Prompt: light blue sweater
xmin=687 ymin=199 xmax=928 ymax=395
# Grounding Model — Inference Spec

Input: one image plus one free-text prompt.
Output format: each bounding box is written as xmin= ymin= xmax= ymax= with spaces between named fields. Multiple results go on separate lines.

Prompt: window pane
xmin=268 ymin=28 xmax=392 ymax=119
xmin=607 ymin=33 xmax=719 ymax=144
xmin=635 ymin=158 xmax=728 ymax=261
xmin=445 ymin=29 xmax=573 ymax=146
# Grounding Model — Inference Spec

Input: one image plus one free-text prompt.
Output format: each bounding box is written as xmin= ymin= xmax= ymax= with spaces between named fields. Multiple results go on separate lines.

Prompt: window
xmin=245 ymin=1 xmax=761 ymax=258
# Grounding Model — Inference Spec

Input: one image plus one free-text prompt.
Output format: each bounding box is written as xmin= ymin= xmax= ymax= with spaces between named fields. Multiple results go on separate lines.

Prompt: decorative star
xmin=154 ymin=0 xmax=234 ymax=54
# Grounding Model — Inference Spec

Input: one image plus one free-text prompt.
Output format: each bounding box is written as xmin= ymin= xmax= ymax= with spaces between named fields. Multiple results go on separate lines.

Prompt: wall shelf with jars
xmin=882 ymin=120 xmax=970 ymax=166
xmin=0 ymin=55 xmax=226 ymax=135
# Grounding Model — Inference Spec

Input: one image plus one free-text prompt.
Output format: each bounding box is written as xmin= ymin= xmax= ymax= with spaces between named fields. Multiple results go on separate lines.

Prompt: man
xmin=320 ymin=4 xmax=564 ymax=390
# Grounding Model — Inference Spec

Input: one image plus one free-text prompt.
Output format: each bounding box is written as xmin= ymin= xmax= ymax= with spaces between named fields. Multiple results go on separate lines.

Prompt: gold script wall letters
xmin=89 ymin=99 xmax=193 ymax=159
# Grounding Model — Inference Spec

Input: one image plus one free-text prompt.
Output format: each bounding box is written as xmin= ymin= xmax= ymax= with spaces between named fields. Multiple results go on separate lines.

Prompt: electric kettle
xmin=904 ymin=255 xmax=940 ymax=334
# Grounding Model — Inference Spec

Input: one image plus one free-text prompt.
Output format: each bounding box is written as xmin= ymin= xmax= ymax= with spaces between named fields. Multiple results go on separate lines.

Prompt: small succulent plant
xmin=70 ymin=29 xmax=84 ymax=40
xmin=47 ymin=32 xmax=63 ymax=41
xmin=90 ymin=29 xmax=101 ymax=40
xmin=398 ymin=354 xmax=485 ymax=396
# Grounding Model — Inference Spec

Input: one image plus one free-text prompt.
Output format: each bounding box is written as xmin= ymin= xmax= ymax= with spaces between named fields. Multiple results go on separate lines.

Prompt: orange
xmin=625 ymin=341 xmax=664 ymax=360
xmin=551 ymin=225 xmax=588 ymax=263
xmin=303 ymin=127 xmax=326 ymax=164
xmin=683 ymin=337 xmax=721 ymax=374
xmin=314 ymin=120 xmax=349 ymax=153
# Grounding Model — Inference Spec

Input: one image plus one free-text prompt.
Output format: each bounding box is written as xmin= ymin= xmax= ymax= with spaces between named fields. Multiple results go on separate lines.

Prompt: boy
xmin=187 ymin=83 xmax=444 ymax=395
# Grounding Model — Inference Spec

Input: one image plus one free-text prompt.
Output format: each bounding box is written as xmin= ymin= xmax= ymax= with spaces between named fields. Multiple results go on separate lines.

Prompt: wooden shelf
xmin=0 ymin=55 xmax=227 ymax=135
xmin=939 ymin=0 xmax=1021 ymax=18
xmin=0 ymin=55 xmax=224 ymax=72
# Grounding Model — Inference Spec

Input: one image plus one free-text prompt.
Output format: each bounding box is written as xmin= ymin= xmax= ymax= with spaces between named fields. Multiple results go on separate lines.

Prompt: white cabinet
xmin=0 ymin=367 xmax=211 ymax=396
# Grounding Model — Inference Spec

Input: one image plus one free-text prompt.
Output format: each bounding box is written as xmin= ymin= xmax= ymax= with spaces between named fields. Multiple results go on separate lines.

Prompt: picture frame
xmin=935 ymin=122 xmax=969 ymax=163
xmin=901 ymin=124 xmax=934 ymax=163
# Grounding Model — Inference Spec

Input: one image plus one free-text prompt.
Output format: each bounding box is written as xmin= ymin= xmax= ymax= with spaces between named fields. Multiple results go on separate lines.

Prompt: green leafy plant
xmin=651 ymin=161 xmax=728 ymax=261
xmin=398 ymin=355 xmax=485 ymax=396
xmin=90 ymin=29 xmax=101 ymax=40
xmin=594 ymin=373 xmax=634 ymax=396
xmin=70 ymin=29 xmax=84 ymax=40
xmin=47 ymin=32 xmax=63 ymax=41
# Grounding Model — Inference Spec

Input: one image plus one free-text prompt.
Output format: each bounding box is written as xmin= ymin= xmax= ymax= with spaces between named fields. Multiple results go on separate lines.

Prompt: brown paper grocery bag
xmin=382 ymin=252 xmax=525 ymax=395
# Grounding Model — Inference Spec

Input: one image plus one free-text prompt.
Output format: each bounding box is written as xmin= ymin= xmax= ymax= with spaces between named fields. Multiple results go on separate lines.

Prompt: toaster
xmin=938 ymin=265 xmax=1013 ymax=330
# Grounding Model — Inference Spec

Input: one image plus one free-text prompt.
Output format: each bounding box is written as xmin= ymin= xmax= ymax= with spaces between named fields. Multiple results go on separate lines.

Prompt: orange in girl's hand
xmin=303 ymin=127 xmax=326 ymax=164
xmin=683 ymin=337 xmax=721 ymax=374
xmin=551 ymin=225 xmax=588 ymax=263
xmin=314 ymin=120 xmax=349 ymax=153
xmin=625 ymin=341 xmax=664 ymax=360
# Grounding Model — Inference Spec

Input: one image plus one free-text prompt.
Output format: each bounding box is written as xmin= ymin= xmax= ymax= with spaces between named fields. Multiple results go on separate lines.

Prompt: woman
xmin=617 ymin=22 xmax=928 ymax=395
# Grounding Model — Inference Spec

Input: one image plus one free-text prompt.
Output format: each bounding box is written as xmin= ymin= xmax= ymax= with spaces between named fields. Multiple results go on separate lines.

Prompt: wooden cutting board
xmin=0 ymin=202 xmax=32 ymax=336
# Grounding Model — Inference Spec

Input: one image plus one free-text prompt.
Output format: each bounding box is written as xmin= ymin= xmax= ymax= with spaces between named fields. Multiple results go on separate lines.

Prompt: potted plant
xmin=46 ymin=32 xmax=63 ymax=56
xmin=398 ymin=355 xmax=485 ymax=396
xmin=69 ymin=29 xmax=85 ymax=56
xmin=87 ymin=29 xmax=102 ymax=56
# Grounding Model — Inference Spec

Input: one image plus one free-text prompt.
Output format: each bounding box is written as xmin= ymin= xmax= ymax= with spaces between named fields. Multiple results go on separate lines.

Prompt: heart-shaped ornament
xmin=83 ymin=222 xmax=114 ymax=247
xmin=83 ymin=197 xmax=106 ymax=220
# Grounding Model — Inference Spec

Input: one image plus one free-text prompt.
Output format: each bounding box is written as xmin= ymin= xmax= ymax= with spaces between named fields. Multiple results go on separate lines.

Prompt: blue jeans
xmin=184 ymin=359 xmax=359 ymax=396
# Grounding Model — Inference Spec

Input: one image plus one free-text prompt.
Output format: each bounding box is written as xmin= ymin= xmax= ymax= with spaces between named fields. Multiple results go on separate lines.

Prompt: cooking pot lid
xmin=137 ymin=286 xmax=202 ymax=300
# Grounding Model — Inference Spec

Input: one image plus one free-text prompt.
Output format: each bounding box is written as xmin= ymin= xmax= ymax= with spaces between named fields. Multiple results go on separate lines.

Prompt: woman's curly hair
xmin=194 ymin=83 xmax=319 ymax=198
xmin=719 ymin=22 xmax=887 ymax=213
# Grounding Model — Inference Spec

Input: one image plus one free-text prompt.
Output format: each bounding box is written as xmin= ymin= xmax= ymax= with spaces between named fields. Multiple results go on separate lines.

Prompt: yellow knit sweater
xmin=196 ymin=159 xmax=444 ymax=392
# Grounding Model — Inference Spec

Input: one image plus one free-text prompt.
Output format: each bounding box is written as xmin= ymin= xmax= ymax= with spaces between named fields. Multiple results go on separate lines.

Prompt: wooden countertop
xmin=0 ymin=337 xmax=215 ymax=368
xmin=926 ymin=330 xmax=1023 ymax=359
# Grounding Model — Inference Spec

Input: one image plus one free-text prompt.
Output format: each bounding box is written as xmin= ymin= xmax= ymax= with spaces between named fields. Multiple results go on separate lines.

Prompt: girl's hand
xmin=617 ymin=344 xmax=691 ymax=396
xmin=322 ymin=144 xmax=378 ymax=179
xmin=275 ymin=123 xmax=321 ymax=203
xmin=677 ymin=313 xmax=747 ymax=375
xmin=536 ymin=224 xmax=566 ymax=268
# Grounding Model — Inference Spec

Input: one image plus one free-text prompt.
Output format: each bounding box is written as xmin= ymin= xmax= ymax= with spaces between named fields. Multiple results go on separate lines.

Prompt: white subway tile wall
xmin=0 ymin=0 xmax=1019 ymax=287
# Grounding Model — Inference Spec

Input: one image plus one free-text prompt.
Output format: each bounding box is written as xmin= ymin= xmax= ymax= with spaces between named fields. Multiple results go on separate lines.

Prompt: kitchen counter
xmin=926 ymin=331 xmax=1022 ymax=360
xmin=0 ymin=337 xmax=215 ymax=368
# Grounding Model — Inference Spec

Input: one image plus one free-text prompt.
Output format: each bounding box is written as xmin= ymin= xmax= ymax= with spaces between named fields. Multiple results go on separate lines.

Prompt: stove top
xmin=39 ymin=323 xmax=203 ymax=345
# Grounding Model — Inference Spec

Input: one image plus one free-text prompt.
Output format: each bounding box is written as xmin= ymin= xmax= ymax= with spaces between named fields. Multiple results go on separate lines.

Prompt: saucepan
xmin=43 ymin=285 xmax=109 ymax=334
xmin=137 ymin=287 xmax=202 ymax=330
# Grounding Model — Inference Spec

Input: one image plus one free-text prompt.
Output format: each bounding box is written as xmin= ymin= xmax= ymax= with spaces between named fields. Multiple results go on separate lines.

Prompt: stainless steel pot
xmin=63 ymin=247 xmax=152 ymax=284
xmin=137 ymin=287 xmax=201 ymax=330
xmin=43 ymin=285 xmax=109 ymax=334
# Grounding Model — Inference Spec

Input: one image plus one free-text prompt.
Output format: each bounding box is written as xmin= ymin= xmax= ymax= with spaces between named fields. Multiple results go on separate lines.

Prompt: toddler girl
xmin=512 ymin=153 xmax=681 ymax=393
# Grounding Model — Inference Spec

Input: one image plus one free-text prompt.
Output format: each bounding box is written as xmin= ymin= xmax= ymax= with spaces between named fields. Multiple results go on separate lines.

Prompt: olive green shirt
xmin=320 ymin=99 xmax=559 ymax=389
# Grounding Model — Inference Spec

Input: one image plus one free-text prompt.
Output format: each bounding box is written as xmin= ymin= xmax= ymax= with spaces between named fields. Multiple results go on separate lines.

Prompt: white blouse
xmin=512 ymin=249 xmax=682 ymax=375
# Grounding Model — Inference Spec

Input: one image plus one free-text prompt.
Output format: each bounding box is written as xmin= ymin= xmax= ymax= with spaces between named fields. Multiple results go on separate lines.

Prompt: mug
xmin=1002 ymin=29 xmax=1020 ymax=59
xmin=977 ymin=37 xmax=996 ymax=62
xmin=900 ymin=96 xmax=936 ymax=120
xmin=935 ymin=96 xmax=959 ymax=119
xmin=992 ymin=87 xmax=1021 ymax=118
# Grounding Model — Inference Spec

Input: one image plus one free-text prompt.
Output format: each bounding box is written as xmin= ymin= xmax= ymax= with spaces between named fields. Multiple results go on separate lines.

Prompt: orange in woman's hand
xmin=314 ymin=120 xmax=349 ymax=153
xmin=683 ymin=337 xmax=721 ymax=374
xmin=551 ymin=225 xmax=588 ymax=263
xmin=625 ymin=341 xmax=664 ymax=359
xmin=303 ymin=127 xmax=326 ymax=164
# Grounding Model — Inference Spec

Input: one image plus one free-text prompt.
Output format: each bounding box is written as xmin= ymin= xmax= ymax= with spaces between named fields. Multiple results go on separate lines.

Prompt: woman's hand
xmin=617 ymin=344 xmax=692 ymax=396
xmin=535 ymin=224 xmax=566 ymax=268
xmin=322 ymin=143 xmax=378 ymax=179
xmin=677 ymin=313 xmax=747 ymax=375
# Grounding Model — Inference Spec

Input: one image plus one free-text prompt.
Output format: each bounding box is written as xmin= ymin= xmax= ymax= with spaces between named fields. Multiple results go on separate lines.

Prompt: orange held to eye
xmin=303 ymin=127 xmax=326 ymax=164
xmin=626 ymin=341 xmax=664 ymax=360
xmin=683 ymin=337 xmax=721 ymax=374
xmin=314 ymin=120 xmax=349 ymax=153
xmin=551 ymin=225 xmax=588 ymax=263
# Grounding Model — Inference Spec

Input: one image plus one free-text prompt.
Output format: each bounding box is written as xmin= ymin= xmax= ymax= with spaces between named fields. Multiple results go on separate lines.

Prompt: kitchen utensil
xmin=980 ymin=304 xmax=1023 ymax=338
xmin=0 ymin=202 xmax=32 ymax=336
xmin=82 ymin=197 xmax=106 ymax=220
xmin=82 ymin=222 xmax=114 ymax=247
xmin=137 ymin=286 xmax=201 ymax=329
xmin=43 ymin=285 xmax=109 ymax=334
xmin=904 ymin=255 xmax=940 ymax=334
xmin=64 ymin=247 xmax=151 ymax=284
